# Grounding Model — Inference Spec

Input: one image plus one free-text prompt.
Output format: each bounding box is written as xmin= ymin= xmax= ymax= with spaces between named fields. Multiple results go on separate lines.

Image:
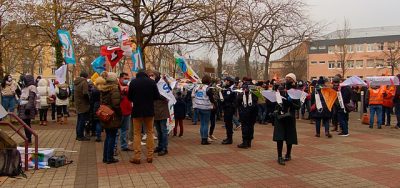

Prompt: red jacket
xmin=120 ymin=85 xmax=132 ymax=116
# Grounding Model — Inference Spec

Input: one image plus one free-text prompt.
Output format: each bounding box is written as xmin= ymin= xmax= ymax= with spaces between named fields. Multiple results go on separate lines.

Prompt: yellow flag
xmin=321 ymin=88 xmax=338 ymax=112
xmin=91 ymin=72 xmax=99 ymax=83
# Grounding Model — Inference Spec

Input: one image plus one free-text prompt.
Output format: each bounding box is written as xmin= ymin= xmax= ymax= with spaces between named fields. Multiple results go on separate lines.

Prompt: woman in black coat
xmin=310 ymin=77 xmax=332 ymax=138
xmin=173 ymin=92 xmax=186 ymax=137
xmin=272 ymin=73 xmax=300 ymax=166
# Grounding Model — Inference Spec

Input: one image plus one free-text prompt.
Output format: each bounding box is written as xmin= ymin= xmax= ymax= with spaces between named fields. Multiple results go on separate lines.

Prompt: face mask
xmin=123 ymin=80 xmax=129 ymax=85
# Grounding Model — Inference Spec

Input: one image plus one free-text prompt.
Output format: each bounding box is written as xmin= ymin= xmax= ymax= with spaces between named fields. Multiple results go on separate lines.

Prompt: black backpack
xmin=57 ymin=88 xmax=69 ymax=100
xmin=0 ymin=149 xmax=26 ymax=177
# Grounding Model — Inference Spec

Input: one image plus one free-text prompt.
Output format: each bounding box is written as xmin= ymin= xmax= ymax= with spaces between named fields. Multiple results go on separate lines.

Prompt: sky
xmin=193 ymin=0 xmax=400 ymax=65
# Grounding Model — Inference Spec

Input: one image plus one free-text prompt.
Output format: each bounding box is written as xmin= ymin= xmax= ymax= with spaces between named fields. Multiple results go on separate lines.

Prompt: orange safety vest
xmin=369 ymin=86 xmax=384 ymax=105
xmin=383 ymin=85 xmax=395 ymax=107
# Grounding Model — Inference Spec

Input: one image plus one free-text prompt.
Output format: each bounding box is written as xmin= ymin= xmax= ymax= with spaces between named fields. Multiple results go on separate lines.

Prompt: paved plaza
xmin=1 ymin=114 xmax=400 ymax=188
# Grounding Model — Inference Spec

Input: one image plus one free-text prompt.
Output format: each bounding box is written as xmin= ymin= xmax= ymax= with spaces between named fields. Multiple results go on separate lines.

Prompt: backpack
xmin=0 ymin=149 xmax=26 ymax=177
xmin=57 ymin=88 xmax=69 ymax=100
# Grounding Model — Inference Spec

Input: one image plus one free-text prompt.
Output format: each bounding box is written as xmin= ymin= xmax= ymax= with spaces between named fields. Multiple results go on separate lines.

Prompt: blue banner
xmin=57 ymin=30 xmax=76 ymax=64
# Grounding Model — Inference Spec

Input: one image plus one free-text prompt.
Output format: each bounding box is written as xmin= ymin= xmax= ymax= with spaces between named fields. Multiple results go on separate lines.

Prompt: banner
xmin=57 ymin=30 xmax=76 ymax=64
xmin=341 ymin=76 xmax=367 ymax=86
xmin=175 ymin=57 xmax=200 ymax=83
xmin=366 ymin=76 xmax=400 ymax=86
xmin=157 ymin=78 xmax=176 ymax=132
xmin=261 ymin=90 xmax=277 ymax=102
xmin=321 ymin=88 xmax=338 ymax=112
xmin=55 ymin=64 xmax=67 ymax=84
xmin=131 ymin=47 xmax=144 ymax=72
xmin=100 ymin=46 xmax=124 ymax=67
xmin=91 ymin=56 xmax=106 ymax=74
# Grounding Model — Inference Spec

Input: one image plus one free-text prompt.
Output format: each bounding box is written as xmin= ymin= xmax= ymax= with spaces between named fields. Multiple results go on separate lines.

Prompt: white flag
xmin=55 ymin=65 xmax=67 ymax=84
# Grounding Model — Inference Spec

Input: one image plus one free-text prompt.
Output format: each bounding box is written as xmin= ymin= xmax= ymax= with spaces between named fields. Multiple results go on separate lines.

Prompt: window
xmin=376 ymin=59 xmax=385 ymax=68
xmin=311 ymin=77 xmax=317 ymax=80
xmin=51 ymin=68 xmax=57 ymax=75
xmin=310 ymin=46 xmax=317 ymax=50
xmin=347 ymin=45 xmax=353 ymax=53
xmin=337 ymin=61 xmax=342 ymax=68
xmin=367 ymin=43 xmax=375 ymax=52
xmin=355 ymin=60 xmax=364 ymax=68
xmin=328 ymin=46 xmax=335 ymax=54
xmin=318 ymin=46 xmax=326 ymax=50
xmin=328 ymin=61 xmax=335 ymax=69
xmin=319 ymin=61 xmax=325 ymax=64
xmin=38 ymin=67 xmax=43 ymax=75
xmin=377 ymin=43 xmax=384 ymax=51
xmin=310 ymin=61 xmax=317 ymax=64
xmin=346 ymin=60 xmax=354 ymax=68
xmin=366 ymin=59 xmax=375 ymax=68
xmin=356 ymin=44 xmax=364 ymax=52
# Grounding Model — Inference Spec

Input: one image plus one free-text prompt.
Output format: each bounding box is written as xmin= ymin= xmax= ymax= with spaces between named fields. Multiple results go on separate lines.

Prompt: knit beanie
xmin=285 ymin=73 xmax=297 ymax=82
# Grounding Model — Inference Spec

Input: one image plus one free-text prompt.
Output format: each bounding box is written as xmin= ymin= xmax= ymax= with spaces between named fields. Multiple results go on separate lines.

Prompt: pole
xmin=360 ymin=90 xmax=364 ymax=120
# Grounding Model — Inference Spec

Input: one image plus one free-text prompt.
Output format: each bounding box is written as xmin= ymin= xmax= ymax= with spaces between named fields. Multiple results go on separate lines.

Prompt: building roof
xmin=323 ymin=26 xmax=400 ymax=40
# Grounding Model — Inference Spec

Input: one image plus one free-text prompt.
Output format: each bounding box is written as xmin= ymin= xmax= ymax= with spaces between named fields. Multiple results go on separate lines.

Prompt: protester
xmin=74 ymin=72 xmax=90 ymax=141
xmin=117 ymin=72 xmax=133 ymax=151
xmin=18 ymin=75 xmax=37 ymax=144
xmin=366 ymin=85 xmax=385 ymax=129
xmin=96 ymin=72 xmax=121 ymax=164
xmin=37 ymin=79 xmax=52 ymax=126
xmin=237 ymin=80 xmax=258 ymax=149
xmin=310 ymin=77 xmax=332 ymax=138
xmin=209 ymin=79 xmax=220 ymax=142
xmin=89 ymin=80 xmax=102 ymax=142
xmin=55 ymin=81 xmax=70 ymax=125
xmin=272 ymin=73 xmax=300 ymax=165
xmin=50 ymin=81 xmax=57 ymax=121
xmin=174 ymin=91 xmax=186 ymax=137
xmin=221 ymin=77 xmax=236 ymax=144
xmin=1 ymin=74 xmax=17 ymax=115
xmin=192 ymin=75 xmax=215 ymax=145
xmin=336 ymin=74 xmax=353 ymax=136
xmin=128 ymin=70 xmax=160 ymax=164
xmin=382 ymin=85 xmax=395 ymax=127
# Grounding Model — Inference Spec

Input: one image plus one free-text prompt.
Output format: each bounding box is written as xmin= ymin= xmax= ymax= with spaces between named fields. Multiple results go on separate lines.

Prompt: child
xmin=174 ymin=92 xmax=186 ymax=137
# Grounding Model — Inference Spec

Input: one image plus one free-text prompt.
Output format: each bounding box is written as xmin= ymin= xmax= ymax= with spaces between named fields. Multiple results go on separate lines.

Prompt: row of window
xmin=310 ymin=42 xmax=399 ymax=54
xmin=310 ymin=76 xmax=365 ymax=81
xmin=311 ymin=59 xmax=389 ymax=69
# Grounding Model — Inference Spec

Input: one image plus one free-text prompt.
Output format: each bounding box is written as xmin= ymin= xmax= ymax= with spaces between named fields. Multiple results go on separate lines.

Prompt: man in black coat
xmin=221 ymin=77 xmax=236 ymax=145
xmin=128 ymin=70 xmax=161 ymax=164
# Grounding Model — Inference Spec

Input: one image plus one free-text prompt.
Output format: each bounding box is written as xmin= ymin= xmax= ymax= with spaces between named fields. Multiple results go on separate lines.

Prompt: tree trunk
xmin=217 ymin=47 xmax=223 ymax=78
xmin=263 ymin=53 xmax=271 ymax=80
xmin=244 ymin=52 xmax=251 ymax=78
xmin=392 ymin=65 xmax=395 ymax=76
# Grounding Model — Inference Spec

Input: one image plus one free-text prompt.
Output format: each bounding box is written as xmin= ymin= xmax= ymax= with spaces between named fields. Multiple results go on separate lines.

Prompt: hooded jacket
xmin=18 ymin=75 xmax=37 ymax=120
xmin=128 ymin=71 xmax=160 ymax=118
xmin=74 ymin=77 xmax=90 ymax=113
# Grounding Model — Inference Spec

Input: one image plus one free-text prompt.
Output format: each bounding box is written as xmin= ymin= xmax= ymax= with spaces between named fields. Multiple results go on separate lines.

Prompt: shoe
xmin=221 ymin=139 xmax=232 ymax=145
xmin=158 ymin=150 xmax=168 ymax=156
xmin=369 ymin=126 xmax=373 ymax=129
xmin=207 ymin=137 xmax=214 ymax=142
xmin=39 ymin=121 xmax=43 ymax=125
xmin=201 ymin=138 xmax=211 ymax=145
xmin=147 ymin=158 xmax=153 ymax=163
xmin=77 ymin=137 xmax=90 ymax=141
xmin=95 ymin=138 xmax=102 ymax=142
xmin=106 ymin=159 xmax=119 ymax=164
xmin=142 ymin=134 xmax=147 ymax=141
xmin=338 ymin=133 xmax=349 ymax=137
xmin=43 ymin=121 xmax=47 ymax=126
xmin=378 ymin=126 xmax=382 ymax=129
xmin=284 ymin=155 xmax=291 ymax=161
xmin=277 ymin=157 xmax=285 ymax=165
xmin=315 ymin=134 xmax=320 ymax=137
xmin=141 ymin=142 xmax=146 ymax=146
xmin=237 ymin=143 xmax=249 ymax=149
xmin=122 ymin=148 xmax=133 ymax=151
xmin=154 ymin=147 xmax=161 ymax=153
xmin=179 ymin=134 xmax=183 ymax=137
xmin=325 ymin=133 xmax=332 ymax=138
xmin=129 ymin=159 xmax=141 ymax=164
xmin=209 ymin=135 xmax=217 ymax=140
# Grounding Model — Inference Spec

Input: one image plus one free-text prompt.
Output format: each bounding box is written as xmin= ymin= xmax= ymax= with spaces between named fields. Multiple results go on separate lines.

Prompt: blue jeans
xmin=103 ymin=128 xmax=117 ymax=162
xmin=198 ymin=109 xmax=211 ymax=139
xmin=315 ymin=118 xmax=330 ymax=134
xmin=2 ymin=96 xmax=16 ymax=112
xmin=186 ymin=101 xmax=193 ymax=118
xmin=76 ymin=112 xmax=88 ymax=138
xmin=193 ymin=108 xmax=199 ymax=124
xmin=233 ymin=115 xmax=240 ymax=126
xmin=382 ymin=107 xmax=392 ymax=126
xmin=154 ymin=119 xmax=168 ymax=151
xmin=369 ymin=105 xmax=383 ymax=127
xmin=257 ymin=104 xmax=266 ymax=122
xmin=338 ymin=112 xmax=349 ymax=134
xmin=115 ymin=115 xmax=131 ymax=149
xmin=92 ymin=120 xmax=102 ymax=139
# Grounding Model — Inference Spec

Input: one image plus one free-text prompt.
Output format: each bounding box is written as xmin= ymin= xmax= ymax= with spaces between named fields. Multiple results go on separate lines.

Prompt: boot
xmin=237 ymin=140 xmax=249 ymax=149
xmin=43 ymin=121 xmax=47 ymax=126
xmin=247 ymin=140 xmax=252 ymax=148
xmin=201 ymin=138 xmax=211 ymax=145
xmin=221 ymin=138 xmax=232 ymax=145
xmin=57 ymin=117 xmax=63 ymax=125
xmin=277 ymin=157 xmax=285 ymax=165
xmin=40 ymin=121 xmax=43 ymax=125
xmin=63 ymin=117 xmax=68 ymax=124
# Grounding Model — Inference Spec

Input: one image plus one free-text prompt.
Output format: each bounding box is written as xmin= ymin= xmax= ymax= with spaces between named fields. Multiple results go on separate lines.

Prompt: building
xmin=308 ymin=26 xmax=400 ymax=80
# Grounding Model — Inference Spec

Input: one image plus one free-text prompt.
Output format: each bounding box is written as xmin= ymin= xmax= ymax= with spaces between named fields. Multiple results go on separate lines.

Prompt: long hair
xmin=1 ymin=74 xmax=11 ymax=88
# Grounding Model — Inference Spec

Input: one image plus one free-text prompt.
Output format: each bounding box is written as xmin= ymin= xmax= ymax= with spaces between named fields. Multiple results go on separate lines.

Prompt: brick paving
xmin=1 ymin=114 xmax=400 ymax=187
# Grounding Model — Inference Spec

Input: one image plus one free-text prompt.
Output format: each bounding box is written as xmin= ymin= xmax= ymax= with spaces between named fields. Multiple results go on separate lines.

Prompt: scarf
xmin=337 ymin=90 xmax=346 ymax=112
xmin=242 ymin=92 xmax=253 ymax=107
xmin=315 ymin=90 xmax=323 ymax=112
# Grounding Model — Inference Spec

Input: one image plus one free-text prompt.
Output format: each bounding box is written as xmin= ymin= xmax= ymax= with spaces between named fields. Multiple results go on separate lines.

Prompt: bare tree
xmin=280 ymin=44 xmax=308 ymax=80
xmin=256 ymin=0 xmax=317 ymax=80
xmin=333 ymin=19 xmax=353 ymax=77
xmin=383 ymin=42 xmax=400 ymax=76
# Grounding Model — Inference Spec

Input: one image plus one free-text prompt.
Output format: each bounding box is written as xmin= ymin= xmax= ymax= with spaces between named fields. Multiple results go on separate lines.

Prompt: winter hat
xmin=106 ymin=72 xmax=118 ymax=83
xmin=332 ymin=76 xmax=341 ymax=83
xmin=285 ymin=73 xmax=297 ymax=82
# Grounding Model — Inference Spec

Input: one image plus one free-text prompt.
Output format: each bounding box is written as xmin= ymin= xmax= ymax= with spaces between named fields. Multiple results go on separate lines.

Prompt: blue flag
xmin=57 ymin=30 xmax=76 ymax=64
xmin=131 ymin=47 xmax=144 ymax=72
xmin=91 ymin=56 xmax=106 ymax=74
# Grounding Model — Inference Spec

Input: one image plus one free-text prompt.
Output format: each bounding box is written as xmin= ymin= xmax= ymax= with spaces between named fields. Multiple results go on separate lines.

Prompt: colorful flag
xmin=100 ymin=46 xmax=124 ymax=67
xmin=157 ymin=78 xmax=177 ymax=132
xmin=131 ymin=47 xmax=144 ymax=72
xmin=106 ymin=13 xmax=126 ymax=42
xmin=91 ymin=72 xmax=100 ymax=83
xmin=321 ymin=88 xmax=338 ymax=112
xmin=57 ymin=30 xmax=76 ymax=64
xmin=175 ymin=57 xmax=200 ymax=83
xmin=55 ymin=64 xmax=67 ymax=84
xmin=91 ymin=56 xmax=106 ymax=74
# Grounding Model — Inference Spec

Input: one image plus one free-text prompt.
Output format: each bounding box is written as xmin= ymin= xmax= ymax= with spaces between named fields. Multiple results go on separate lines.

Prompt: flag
xmin=321 ymin=88 xmax=338 ymax=112
xmin=131 ymin=47 xmax=144 ymax=72
xmin=55 ymin=64 xmax=67 ymax=84
xmin=261 ymin=90 xmax=277 ymax=102
xmin=106 ymin=13 xmax=126 ymax=42
xmin=341 ymin=76 xmax=367 ymax=87
xmin=175 ymin=57 xmax=200 ymax=83
xmin=57 ymin=30 xmax=76 ymax=64
xmin=121 ymin=38 xmax=132 ymax=57
xmin=91 ymin=56 xmax=106 ymax=74
xmin=100 ymin=46 xmax=124 ymax=67
xmin=157 ymin=78 xmax=177 ymax=132
xmin=366 ymin=76 xmax=400 ymax=86
xmin=91 ymin=73 xmax=100 ymax=83
xmin=49 ymin=80 xmax=55 ymax=95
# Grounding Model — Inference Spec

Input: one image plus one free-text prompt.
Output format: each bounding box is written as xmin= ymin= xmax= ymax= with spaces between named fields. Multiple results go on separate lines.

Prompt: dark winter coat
xmin=89 ymin=86 xmax=101 ymax=121
xmin=154 ymin=96 xmax=170 ymax=121
xmin=18 ymin=75 xmax=37 ymax=120
xmin=272 ymin=91 xmax=300 ymax=145
xmin=97 ymin=77 xmax=122 ymax=129
xmin=310 ymin=86 xmax=332 ymax=119
xmin=222 ymin=85 xmax=237 ymax=115
xmin=174 ymin=97 xmax=186 ymax=119
xmin=74 ymin=77 xmax=90 ymax=114
xmin=237 ymin=92 xmax=258 ymax=124
xmin=128 ymin=72 xmax=160 ymax=118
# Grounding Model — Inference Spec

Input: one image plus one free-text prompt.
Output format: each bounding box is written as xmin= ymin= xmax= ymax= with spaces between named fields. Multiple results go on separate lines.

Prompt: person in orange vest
xmin=382 ymin=85 xmax=395 ymax=127
xmin=366 ymin=85 xmax=385 ymax=129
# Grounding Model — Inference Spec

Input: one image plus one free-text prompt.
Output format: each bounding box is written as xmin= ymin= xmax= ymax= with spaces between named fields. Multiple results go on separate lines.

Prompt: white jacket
xmin=37 ymin=79 xmax=51 ymax=108
xmin=55 ymin=84 xmax=69 ymax=106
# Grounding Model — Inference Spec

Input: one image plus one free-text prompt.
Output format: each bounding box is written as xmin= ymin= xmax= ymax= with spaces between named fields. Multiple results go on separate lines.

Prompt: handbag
xmin=47 ymin=97 xmax=55 ymax=104
xmin=96 ymin=104 xmax=115 ymax=122
xmin=345 ymin=101 xmax=356 ymax=112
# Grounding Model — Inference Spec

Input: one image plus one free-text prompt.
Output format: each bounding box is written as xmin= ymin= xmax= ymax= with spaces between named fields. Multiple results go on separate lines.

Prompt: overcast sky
xmin=190 ymin=0 xmax=400 ymax=64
